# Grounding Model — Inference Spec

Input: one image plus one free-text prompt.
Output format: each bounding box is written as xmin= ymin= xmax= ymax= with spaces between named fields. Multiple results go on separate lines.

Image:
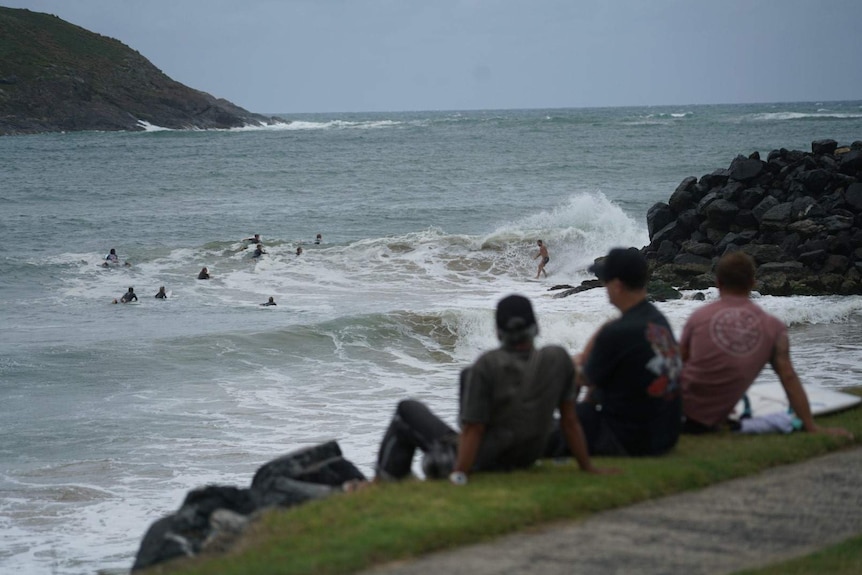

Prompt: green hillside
xmin=0 ymin=7 xmax=282 ymax=135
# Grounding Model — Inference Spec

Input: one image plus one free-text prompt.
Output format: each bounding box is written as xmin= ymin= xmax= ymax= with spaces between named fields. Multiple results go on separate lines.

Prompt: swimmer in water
xmin=120 ymin=287 xmax=138 ymax=303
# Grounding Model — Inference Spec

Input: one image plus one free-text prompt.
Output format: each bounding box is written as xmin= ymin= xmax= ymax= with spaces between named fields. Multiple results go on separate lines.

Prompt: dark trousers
xmin=376 ymin=400 xmax=456 ymax=480
xmin=544 ymin=402 xmax=629 ymax=457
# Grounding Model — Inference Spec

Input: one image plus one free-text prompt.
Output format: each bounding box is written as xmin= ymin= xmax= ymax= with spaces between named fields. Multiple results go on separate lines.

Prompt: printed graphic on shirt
xmin=709 ymin=307 xmax=763 ymax=356
xmin=645 ymin=323 xmax=682 ymax=398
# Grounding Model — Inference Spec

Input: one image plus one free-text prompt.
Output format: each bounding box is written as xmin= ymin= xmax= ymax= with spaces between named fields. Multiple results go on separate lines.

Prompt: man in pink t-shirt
xmin=680 ymin=252 xmax=851 ymax=438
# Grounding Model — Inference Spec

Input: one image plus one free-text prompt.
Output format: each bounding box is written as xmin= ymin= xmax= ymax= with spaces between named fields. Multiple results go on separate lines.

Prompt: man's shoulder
xmin=537 ymin=345 xmax=570 ymax=362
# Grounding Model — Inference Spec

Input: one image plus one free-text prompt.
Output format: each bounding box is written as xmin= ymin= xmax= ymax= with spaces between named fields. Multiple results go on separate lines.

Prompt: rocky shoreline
xmin=132 ymin=441 xmax=364 ymax=571
xmin=558 ymin=139 xmax=862 ymax=298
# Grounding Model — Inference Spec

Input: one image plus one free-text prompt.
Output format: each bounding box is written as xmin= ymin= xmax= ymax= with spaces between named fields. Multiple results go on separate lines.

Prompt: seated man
xmin=376 ymin=294 xmax=605 ymax=484
xmin=680 ymin=251 xmax=852 ymax=438
xmin=546 ymin=247 xmax=683 ymax=457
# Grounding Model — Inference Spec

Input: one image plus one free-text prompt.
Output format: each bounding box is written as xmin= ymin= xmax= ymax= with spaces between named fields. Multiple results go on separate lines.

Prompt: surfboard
xmin=733 ymin=382 xmax=861 ymax=419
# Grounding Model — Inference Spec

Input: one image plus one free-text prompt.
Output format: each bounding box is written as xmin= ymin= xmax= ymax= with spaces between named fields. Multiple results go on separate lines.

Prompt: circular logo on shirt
xmin=709 ymin=307 xmax=763 ymax=356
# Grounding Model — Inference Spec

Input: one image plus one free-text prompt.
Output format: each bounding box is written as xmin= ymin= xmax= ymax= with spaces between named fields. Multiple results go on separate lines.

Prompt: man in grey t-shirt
xmin=375 ymin=294 xmax=602 ymax=484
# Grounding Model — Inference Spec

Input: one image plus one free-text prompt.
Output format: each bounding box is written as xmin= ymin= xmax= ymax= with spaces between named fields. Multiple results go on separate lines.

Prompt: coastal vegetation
xmin=0 ymin=7 xmax=283 ymax=135
xmin=141 ymin=391 xmax=862 ymax=575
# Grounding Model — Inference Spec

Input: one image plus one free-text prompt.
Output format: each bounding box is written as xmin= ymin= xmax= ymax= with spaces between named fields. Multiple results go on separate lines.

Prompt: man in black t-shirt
xmin=546 ymin=247 xmax=682 ymax=457
xmin=375 ymin=295 xmax=605 ymax=484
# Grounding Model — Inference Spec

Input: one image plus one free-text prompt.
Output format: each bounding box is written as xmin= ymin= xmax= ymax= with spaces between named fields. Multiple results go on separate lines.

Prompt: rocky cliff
xmin=0 ymin=7 xmax=285 ymax=135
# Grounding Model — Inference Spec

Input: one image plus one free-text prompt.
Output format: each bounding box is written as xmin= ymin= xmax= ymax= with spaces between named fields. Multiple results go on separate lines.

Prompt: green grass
xmin=731 ymin=534 xmax=862 ymax=575
xmin=147 ymin=391 xmax=862 ymax=575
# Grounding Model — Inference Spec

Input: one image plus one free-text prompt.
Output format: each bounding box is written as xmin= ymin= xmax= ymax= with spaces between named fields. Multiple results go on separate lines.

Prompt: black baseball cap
xmin=495 ymin=294 xmax=538 ymax=343
xmin=588 ymin=247 xmax=648 ymax=289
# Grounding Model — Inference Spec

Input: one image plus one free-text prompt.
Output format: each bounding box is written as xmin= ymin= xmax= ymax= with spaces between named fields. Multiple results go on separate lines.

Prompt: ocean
xmin=2 ymin=102 xmax=862 ymax=574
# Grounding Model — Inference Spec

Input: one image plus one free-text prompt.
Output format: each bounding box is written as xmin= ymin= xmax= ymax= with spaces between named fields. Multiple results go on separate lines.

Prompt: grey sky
xmin=4 ymin=0 xmax=861 ymax=114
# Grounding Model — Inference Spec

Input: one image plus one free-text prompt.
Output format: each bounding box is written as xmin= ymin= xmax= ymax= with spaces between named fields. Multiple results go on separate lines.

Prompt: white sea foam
xmin=136 ymin=120 xmax=172 ymax=132
xmin=748 ymin=111 xmax=862 ymax=121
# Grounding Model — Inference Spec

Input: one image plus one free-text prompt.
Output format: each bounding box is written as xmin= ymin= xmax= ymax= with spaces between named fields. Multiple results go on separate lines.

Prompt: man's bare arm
xmin=453 ymin=422 xmax=485 ymax=476
xmin=771 ymin=334 xmax=853 ymax=439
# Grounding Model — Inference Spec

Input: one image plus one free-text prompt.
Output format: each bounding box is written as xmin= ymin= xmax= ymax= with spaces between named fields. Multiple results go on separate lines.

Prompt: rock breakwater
xmin=644 ymin=139 xmax=862 ymax=295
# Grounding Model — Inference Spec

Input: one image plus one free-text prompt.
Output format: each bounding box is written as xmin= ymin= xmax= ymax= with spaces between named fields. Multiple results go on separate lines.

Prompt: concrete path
xmin=361 ymin=447 xmax=862 ymax=575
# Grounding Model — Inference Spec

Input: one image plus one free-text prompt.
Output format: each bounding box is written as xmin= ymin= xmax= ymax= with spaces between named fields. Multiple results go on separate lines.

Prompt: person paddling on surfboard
xmin=103 ymin=248 xmax=119 ymax=267
xmin=119 ymin=287 xmax=137 ymax=303
xmin=679 ymin=252 xmax=852 ymax=439
xmin=155 ymin=286 xmax=167 ymax=299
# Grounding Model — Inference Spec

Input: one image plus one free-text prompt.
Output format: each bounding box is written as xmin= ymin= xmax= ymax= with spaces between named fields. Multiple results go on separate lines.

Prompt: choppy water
xmin=2 ymin=102 xmax=862 ymax=574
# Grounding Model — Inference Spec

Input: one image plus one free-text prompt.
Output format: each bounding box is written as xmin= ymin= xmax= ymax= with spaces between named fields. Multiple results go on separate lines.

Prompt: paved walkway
xmin=361 ymin=447 xmax=862 ymax=575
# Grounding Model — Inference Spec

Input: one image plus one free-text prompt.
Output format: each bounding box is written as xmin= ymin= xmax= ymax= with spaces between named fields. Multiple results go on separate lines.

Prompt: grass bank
xmin=149 ymin=391 xmax=862 ymax=575
xmin=732 ymin=533 xmax=862 ymax=575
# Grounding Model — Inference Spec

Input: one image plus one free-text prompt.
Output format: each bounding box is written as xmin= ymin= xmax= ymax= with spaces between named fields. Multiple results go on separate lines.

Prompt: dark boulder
xmin=704 ymin=199 xmax=739 ymax=229
xmin=739 ymin=187 xmax=767 ymax=210
xmin=728 ymin=156 xmax=764 ymax=182
xmin=132 ymin=485 xmax=256 ymax=571
xmin=799 ymin=250 xmax=828 ymax=267
xmin=697 ymin=191 xmax=720 ymax=214
xmin=681 ymin=240 xmax=715 ymax=258
xmin=743 ymin=244 xmax=787 ymax=264
xmin=668 ymin=187 xmax=695 ymax=213
xmin=812 ymin=139 xmax=838 ymax=155
xmin=672 ymin=253 xmax=713 ymax=267
xmin=252 ymin=441 xmax=366 ymax=488
xmin=846 ymin=182 xmax=862 ymax=211
xmin=752 ymin=196 xmax=780 ymax=222
xmin=647 ymin=202 xmax=675 ymax=240
xmin=760 ymin=202 xmax=793 ymax=231
xmin=699 ymin=170 xmax=730 ymax=189
xmin=839 ymin=150 xmax=862 ymax=175
xmin=799 ymin=169 xmax=833 ymax=196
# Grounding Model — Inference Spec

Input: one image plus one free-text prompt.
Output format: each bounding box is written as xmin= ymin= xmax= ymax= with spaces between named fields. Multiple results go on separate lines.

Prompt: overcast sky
xmin=4 ymin=0 xmax=861 ymax=114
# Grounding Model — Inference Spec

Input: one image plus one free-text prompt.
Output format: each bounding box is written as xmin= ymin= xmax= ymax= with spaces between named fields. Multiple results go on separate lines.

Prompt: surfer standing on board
xmin=533 ymin=240 xmax=549 ymax=279
xmin=679 ymin=252 xmax=852 ymax=438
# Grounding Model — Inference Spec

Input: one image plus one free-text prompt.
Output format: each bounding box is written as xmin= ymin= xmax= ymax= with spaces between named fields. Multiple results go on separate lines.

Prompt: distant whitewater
xmin=1 ymin=102 xmax=862 ymax=575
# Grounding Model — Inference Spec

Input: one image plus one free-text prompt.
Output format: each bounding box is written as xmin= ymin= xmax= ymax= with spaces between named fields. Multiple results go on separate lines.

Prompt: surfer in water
xmin=296 ymin=246 xmax=303 ymax=256
xmin=533 ymin=240 xmax=549 ymax=279
xmin=198 ymin=267 xmax=210 ymax=280
xmin=155 ymin=286 xmax=167 ymax=299
xmin=260 ymin=296 xmax=277 ymax=306
xmin=103 ymin=248 xmax=119 ymax=267
xmin=252 ymin=244 xmax=267 ymax=258
xmin=244 ymin=233 xmax=261 ymax=243
xmin=315 ymin=233 xmax=322 ymax=244
xmin=119 ymin=287 xmax=138 ymax=303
